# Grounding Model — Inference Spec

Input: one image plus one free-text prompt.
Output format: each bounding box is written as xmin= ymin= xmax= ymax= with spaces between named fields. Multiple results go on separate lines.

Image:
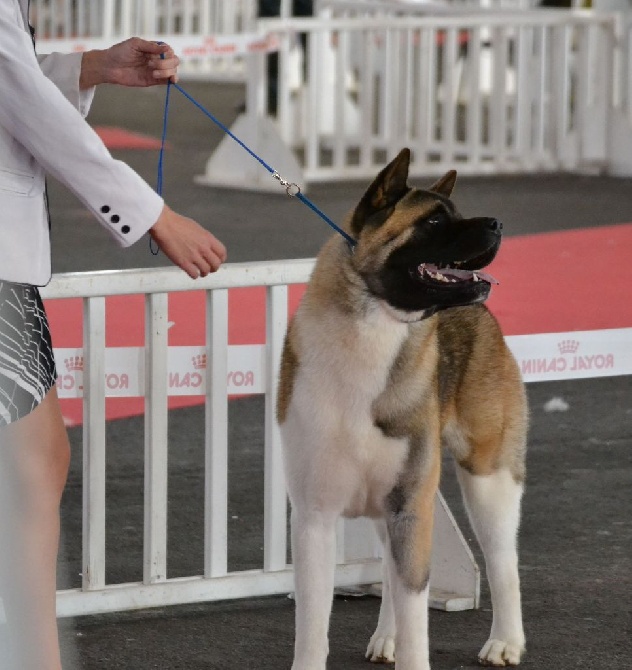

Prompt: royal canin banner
xmin=53 ymin=328 xmax=632 ymax=399
xmin=506 ymin=328 xmax=632 ymax=383
xmin=38 ymin=33 xmax=281 ymax=57
xmin=55 ymin=345 xmax=265 ymax=398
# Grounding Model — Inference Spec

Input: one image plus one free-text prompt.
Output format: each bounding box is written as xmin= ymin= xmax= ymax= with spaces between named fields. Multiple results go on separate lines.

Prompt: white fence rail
xmin=41 ymin=261 xmax=480 ymax=617
xmin=39 ymin=261 xmax=632 ymax=618
xmin=33 ymin=0 xmax=260 ymax=79
xmin=267 ymin=13 xmax=614 ymax=179
xmin=32 ymin=0 xmax=258 ymax=38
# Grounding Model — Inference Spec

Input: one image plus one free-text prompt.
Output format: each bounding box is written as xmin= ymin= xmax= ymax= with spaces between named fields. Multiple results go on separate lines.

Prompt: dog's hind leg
xmin=456 ymin=466 xmax=526 ymax=666
xmin=290 ymin=508 xmax=337 ymax=670
xmin=366 ymin=519 xmax=396 ymax=664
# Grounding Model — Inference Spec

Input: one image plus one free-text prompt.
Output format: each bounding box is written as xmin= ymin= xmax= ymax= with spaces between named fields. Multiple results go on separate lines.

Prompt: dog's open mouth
xmin=417 ymin=263 xmax=499 ymax=286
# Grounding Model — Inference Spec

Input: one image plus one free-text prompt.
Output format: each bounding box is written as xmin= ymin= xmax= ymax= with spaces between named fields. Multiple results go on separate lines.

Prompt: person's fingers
xmin=149 ymin=52 xmax=179 ymax=67
xmin=149 ymin=206 xmax=227 ymax=277
xmin=182 ymin=245 xmax=224 ymax=279
xmin=209 ymin=237 xmax=228 ymax=265
xmin=133 ymin=37 xmax=170 ymax=56
xmin=149 ymin=53 xmax=180 ymax=83
xmin=183 ymin=262 xmax=202 ymax=280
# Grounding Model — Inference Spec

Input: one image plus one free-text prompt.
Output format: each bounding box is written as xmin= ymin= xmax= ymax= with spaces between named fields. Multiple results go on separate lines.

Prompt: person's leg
xmin=0 ymin=386 xmax=70 ymax=670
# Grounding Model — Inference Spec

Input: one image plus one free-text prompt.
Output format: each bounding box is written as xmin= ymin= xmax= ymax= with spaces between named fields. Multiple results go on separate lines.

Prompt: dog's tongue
xmin=421 ymin=263 xmax=499 ymax=285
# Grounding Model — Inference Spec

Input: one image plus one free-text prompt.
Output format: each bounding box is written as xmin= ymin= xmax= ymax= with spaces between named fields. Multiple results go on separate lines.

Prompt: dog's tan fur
xmin=278 ymin=149 xmax=527 ymax=669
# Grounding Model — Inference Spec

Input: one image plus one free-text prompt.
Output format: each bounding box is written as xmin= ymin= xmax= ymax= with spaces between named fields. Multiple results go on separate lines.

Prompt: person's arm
xmin=37 ymin=52 xmax=95 ymax=117
xmin=0 ymin=9 xmax=225 ymax=277
xmin=35 ymin=38 xmax=180 ymax=117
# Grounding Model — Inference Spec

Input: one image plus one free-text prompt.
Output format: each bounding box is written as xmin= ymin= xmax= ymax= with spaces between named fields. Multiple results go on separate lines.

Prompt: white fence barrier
xmin=37 ymin=261 xmax=632 ymax=619
xmin=41 ymin=261 xmax=479 ymax=617
xmin=33 ymin=0 xmax=260 ymax=79
xmin=228 ymin=13 xmax=615 ymax=184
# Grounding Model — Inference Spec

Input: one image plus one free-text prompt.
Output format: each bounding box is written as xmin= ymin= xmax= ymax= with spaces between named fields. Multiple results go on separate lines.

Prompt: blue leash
xmin=156 ymin=80 xmax=357 ymax=249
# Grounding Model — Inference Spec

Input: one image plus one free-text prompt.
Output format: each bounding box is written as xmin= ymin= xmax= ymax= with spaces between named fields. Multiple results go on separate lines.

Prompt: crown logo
xmin=64 ymin=356 xmax=84 ymax=372
xmin=558 ymin=339 xmax=580 ymax=355
xmin=192 ymin=354 xmax=207 ymax=370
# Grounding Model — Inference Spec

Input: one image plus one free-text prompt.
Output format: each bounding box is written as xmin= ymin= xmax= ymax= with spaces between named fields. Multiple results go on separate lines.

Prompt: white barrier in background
xmin=272 ymin=14 xmax=613 ymax=178
xmin=33 ymin=0 xmax=259 ymax=79
xmin=200 ymin=10 xmax=621 ymax=189
xmin=36 ymin=2 xmax=632 ymax=177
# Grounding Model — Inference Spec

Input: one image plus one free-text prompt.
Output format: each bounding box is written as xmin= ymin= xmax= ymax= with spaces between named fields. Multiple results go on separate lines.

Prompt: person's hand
xmin=149 ymin=205 xmax=227 ymax=279
xmin=80 ymin=38 xmax=180 ymax=89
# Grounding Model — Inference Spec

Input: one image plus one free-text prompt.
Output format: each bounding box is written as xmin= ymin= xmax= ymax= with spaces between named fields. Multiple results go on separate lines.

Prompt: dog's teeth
xmin=473 ymin=274 xmax=480 ymax=282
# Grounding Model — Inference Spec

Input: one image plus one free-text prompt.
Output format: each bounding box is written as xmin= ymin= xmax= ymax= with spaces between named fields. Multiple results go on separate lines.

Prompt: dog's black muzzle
xmin=368 ymin=216 xmax=503 ymax=314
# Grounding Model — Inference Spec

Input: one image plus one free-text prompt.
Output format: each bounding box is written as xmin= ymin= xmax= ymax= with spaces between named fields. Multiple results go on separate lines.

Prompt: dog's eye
xmin=426 ymin=214 xmax=443 ymax=226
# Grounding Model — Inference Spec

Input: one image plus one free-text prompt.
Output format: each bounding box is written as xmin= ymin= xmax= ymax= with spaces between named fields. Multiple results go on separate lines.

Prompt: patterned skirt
xmin=0 ymin=282 xmax=57 ymax=427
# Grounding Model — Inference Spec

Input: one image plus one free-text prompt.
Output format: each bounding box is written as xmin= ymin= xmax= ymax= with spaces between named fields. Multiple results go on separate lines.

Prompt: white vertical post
xmin=199 ymin=0 xmax=211 ymax=35
xmin=102 ymin=0 xmax=115 ymax=40
xmin=204 ymin=289 xmax=229 ymax=577
xmin=264 ymin=285 xmax=288 ymax=572
xmin=466 ymin=26 xmax=483 ymax=167
xmin=82 ymin=297 xmax=106 ymax=591
xmin=121 ymin=0 xmax=133 ymax=37
xmin=416 ymin=27 xmax=433 ymax=164
xmin=442 ymin=27 xmax=459 ymax=164
xmin=490 ymin=27 xmax=509 ymax=166
xmin=534 ymin=25 xmax=547 ymax=161
xmin=280 ymin=0 xmax=293 ymax=19
xmin=514 ymin=25 xmax=533 ymax=167
xmin=143 ymin=293 xmax=169 ymax=584
xmin=143 ymin=0 xmax=157 ymax=34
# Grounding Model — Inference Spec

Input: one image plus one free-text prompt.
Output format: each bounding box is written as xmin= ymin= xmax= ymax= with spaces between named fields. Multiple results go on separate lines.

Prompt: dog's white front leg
xmin=367 ymin=519 xmax=397 ymax=663
xmin=388 ymin=552 xmax=430 ymax=670
xmin=456 ymin=466 xmax=526 ymax=666
xmin=291 ymin=508 xmax=337 ymax=670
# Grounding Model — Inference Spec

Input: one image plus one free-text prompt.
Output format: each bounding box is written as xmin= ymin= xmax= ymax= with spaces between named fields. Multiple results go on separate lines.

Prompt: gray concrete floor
xmin=39 ymin=82 xmax=632 ymax=668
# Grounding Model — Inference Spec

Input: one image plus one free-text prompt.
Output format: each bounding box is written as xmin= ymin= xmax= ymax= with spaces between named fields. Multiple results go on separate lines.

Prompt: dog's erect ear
xmin=428 ymin=170 xmax=457 ymax=198
xmin=350 ymin=148 xmax=411 ymax=235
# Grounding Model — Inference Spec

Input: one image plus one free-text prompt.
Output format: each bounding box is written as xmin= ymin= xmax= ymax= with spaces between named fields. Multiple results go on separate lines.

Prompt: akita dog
xmin=277 ymin=148 xmax=527 ymax=669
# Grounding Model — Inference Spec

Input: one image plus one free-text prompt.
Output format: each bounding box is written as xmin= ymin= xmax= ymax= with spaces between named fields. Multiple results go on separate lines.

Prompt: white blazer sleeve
xmin=0 ymin=6 xmax=164 ymax=248
xmin=37 ymin=52 xmax=96 ymax=117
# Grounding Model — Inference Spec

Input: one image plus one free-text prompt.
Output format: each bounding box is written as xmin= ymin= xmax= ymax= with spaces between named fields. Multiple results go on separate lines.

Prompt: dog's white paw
xmin=366 ymin=631 xmax=396 ymax=664
xmin=478 ymin=638 xmax=525 ymax=666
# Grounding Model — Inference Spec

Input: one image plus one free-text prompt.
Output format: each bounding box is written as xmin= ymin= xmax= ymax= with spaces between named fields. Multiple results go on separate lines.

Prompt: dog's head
xmin=349 ymin=148 xmax=501 ymax=316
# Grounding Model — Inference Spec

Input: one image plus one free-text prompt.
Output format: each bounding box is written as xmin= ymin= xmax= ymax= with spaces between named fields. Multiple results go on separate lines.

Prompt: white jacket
xmin=0 ymin=0 xmax=164 ymax=285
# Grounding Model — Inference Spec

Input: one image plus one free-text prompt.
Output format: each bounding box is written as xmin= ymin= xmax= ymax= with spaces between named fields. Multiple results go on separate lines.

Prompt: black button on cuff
xmin=101 ymin=205 xmax=111 ymax=214
xmin=121 ymin=225 xmax=130 ymax=234
xmin=110 ymin=214 xmax=120 ymax=224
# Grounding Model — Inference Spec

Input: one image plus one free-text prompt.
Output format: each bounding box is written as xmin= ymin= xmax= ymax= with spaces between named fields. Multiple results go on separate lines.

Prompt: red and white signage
xmin=53 ymin=328 xmax=632 ymax=399
xmin=54 ymin=345 xmax=265 ymax=398
xmin=38 ymin=33 xmax=280 ymax=57
xmin=506 ymin=328 xmax=632 ymax=383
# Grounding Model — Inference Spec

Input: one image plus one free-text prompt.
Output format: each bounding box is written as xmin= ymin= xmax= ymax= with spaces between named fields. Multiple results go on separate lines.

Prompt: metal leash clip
xmin=272 ymin=171 xmax=301 ymax=197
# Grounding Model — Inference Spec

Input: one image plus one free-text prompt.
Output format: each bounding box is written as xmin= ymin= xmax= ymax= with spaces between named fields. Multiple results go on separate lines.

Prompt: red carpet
xmin=94 ymin=126 xmax=166 ymax=150
xmin=46 ymin=223 xmax=632 ymax=424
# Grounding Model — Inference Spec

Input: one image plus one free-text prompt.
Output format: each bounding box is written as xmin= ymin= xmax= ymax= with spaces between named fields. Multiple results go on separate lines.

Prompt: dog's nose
xmin=488 ymin=218 xmax=502 ymax=232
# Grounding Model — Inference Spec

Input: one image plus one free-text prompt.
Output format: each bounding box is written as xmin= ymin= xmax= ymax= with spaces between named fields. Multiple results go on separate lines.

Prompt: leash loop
xmin=272 ymin=171 xmax=301 ymax=197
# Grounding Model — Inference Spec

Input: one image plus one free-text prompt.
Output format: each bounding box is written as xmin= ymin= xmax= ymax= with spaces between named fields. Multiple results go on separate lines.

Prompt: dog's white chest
xmin=282 ymin=308 xmax=410 ymax=518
